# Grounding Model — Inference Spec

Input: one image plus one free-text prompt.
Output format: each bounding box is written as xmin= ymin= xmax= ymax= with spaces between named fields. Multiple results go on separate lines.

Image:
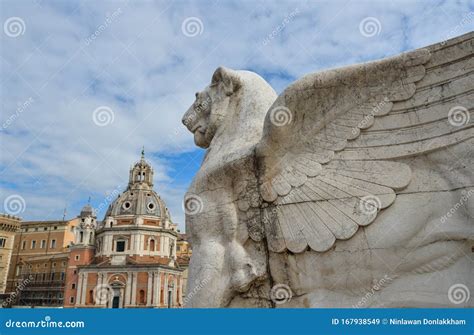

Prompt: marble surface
xmin=181 ymin=32 xmax=473 ymax=308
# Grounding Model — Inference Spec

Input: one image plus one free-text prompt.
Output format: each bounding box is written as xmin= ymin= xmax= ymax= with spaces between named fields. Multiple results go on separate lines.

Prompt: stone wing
xmin=255 ymin=33 xmax=473 ymax=253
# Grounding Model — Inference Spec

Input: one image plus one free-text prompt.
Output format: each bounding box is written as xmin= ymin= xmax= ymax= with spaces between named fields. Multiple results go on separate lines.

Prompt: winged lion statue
xmin=181 ymin=32 xmax=473 ymax=307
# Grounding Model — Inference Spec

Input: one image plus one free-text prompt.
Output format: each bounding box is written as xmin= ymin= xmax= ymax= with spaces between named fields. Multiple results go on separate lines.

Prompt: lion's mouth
xmin=191 ymin=125 xmax=204 ymax=134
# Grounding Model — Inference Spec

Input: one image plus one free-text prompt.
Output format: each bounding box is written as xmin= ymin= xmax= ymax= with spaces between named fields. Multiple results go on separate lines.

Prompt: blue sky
xmin=1 ymin=0 xmax=473 ymax=230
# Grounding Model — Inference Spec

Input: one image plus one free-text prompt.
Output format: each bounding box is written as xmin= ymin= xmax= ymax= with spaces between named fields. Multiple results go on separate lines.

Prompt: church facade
xmin=63 ymin=152 xmax=185 ymax=308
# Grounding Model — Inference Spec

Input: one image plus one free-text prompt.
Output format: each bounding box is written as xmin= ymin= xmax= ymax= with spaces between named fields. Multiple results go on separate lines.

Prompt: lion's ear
xmin=211 ymin=66 xmax=241 ymax=96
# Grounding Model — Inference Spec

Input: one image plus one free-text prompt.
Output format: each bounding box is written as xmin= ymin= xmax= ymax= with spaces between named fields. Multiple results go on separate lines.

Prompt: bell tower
xmin=74 ymin=200 xmax=97 ymax=246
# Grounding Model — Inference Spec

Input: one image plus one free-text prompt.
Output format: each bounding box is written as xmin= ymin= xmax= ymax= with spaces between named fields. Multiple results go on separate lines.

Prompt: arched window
xmin=149 ymin=239 xmax=155 ymax=251
xmin=79 ymin=232 xmax=84 ymax=243
xmin=89 ymin=232 xmax=93 ymax=243
xmin=139 ymin=289 xmax=146 ymax=305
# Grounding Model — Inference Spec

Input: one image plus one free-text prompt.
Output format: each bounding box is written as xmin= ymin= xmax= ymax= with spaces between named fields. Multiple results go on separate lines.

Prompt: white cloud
xmin=1 ymin=0 xmax=473 ymax=229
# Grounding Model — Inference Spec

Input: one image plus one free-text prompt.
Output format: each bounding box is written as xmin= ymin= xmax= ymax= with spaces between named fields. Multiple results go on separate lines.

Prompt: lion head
xmin=182 ymin=67 xmax=242 ymax=148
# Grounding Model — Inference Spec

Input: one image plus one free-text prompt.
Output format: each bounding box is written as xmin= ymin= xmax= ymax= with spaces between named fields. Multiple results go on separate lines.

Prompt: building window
xmin=52 ymin=262 xmax=56 ymax=267
xmin=75 ymin=255 xmax=80 ymax=261
xmin=72 ymin=283 xmax=76 ymax=289
xmin=0 ymin=237 xmax=6 ymax=248
xmin=54 ymin=226 xmax=58 ymax=230
xmin=79 ymin=232 xmax=84 ymax=243
xmin=35 ymin=227 xmax=38 ymax=232
xmin=21 ymin=240 xmax=26 ymax=250
xmin=116 ymin=240 xmax=125 ymax=252
xmin=51 ymin=239 xmax=56 ymax=249
xmin=73 ymin=270 xmax=77 ymax=274
xmin=31 ymin=240 xmax=36 ymax=249
xmin=139 ymin=290 xmax=146 ymax=305
xmin=149 ymin=239 xmax=155 ymax=251
xmin=44 ymin=227 xmax=47 ymax=231
xmin=44 ymin=263 xmax=48 ymax=268
xmin=70 ymin=296 xmax=75 ymax=304
xmin=88 ymin=290 xmax=94 ymax=304
xmin=40 ymin=240 xmax=46 ymax=249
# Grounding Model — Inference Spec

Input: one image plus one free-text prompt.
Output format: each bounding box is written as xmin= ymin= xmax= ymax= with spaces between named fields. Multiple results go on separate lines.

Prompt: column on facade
xmin=81 ymin=272 xmax=88 ymax=305
xmin=134 ymin=234 xmax=139 ymax=254
xmin=97 ymin=273 xmax=106 ymax=307
xmin=139 ymin=235 xmax=144 ymax=256
xmin=76 ymin=273 xmax=83 ymax=305
xmin=163 ymin=274 xmax=168 ymax=307
xmin=131 ymin=272 xmax=137 ymax=305
xmin=173 ymin=275 xmax=178 ymax=306
xmin=106 ymin=235 xmax=113 ymax=254
xmin=177 ymin=276 xmax=182 ymax=305
xmin=125 ymin=271 xmax=132 ymax=306
xmin=146 ymin=272 xmax=152 ymax=307
xmin=153 ymin=271 xmax=160 ymax=307
xmin=95 ymin=273 xmax=101 ymax=306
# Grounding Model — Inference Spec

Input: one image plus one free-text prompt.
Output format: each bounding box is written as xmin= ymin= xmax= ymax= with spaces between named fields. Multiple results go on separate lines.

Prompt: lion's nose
xmin=182 ymin=107 xmax=196 ymax=130
xmin=181 ymin=114 xmax=188 ymax=126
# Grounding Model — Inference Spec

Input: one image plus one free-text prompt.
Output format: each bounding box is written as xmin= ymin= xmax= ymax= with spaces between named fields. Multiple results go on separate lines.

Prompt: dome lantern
xmin=128 ymin=147 xmax=154 ymax=189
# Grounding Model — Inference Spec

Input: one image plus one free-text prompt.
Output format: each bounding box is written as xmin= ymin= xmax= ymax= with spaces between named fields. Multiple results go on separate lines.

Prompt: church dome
xmin=80 ymin=203 xmax=96 ymax=218
xmin=104 ymin=149 xmax=171 ymax=221
xmin=105 ymin=188 xmax=169 ymax=219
